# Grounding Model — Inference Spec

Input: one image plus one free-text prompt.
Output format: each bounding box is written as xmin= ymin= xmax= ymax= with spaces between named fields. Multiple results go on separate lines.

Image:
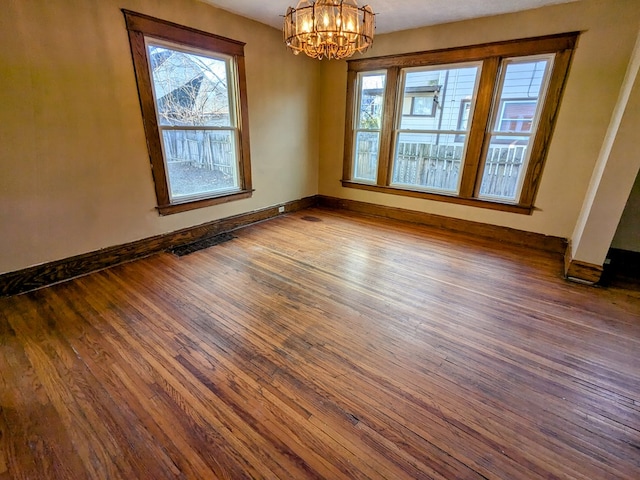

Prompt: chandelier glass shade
xmin=283 ymin=0 xmax=375 ymax=60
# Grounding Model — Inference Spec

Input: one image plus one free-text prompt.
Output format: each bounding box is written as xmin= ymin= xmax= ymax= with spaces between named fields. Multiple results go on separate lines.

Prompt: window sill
xmin=341 ymin=181 xmax=533 ymax=215
xmin=157 ymin=189 xmax=253 ymax=215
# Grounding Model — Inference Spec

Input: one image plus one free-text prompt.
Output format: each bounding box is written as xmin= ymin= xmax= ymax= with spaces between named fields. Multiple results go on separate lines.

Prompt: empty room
xmin=1 ymin=0 xmax=639 ymax=478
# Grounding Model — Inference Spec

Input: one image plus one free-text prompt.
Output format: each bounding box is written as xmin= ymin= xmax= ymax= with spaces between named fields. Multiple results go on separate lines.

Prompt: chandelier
xmin=283 ymin=0 xmax=375 ymax=60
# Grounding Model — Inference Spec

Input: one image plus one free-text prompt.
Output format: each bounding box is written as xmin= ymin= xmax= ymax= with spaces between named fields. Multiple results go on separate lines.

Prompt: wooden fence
xmin=163 ymin=130 xmax=235 ymax=177
xmin=393 ymin=143 xmax=463 ymax=192
xmin=355 ymin=140 xmax=527 ymax=198
xmin=478 ymin=144 xmax=527 ymax=199
xmin=354 ymin=137 xmax=379 ymax=181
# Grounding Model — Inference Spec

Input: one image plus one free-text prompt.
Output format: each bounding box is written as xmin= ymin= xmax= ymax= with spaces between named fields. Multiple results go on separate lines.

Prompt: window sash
xmin=388 ymin=62 xmax=481 ymax=195
xmin=478 ymin=54 xmax=554 ymax=202
xmin=145 ymin=37 xmax=243 ymax=203
xmin=351 ymin=71 xmax=386 ymax=182
xmin=158 ymin=128 xmax=240 ymax=202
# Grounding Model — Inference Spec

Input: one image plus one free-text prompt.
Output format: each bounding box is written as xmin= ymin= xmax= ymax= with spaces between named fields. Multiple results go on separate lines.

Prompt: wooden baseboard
xmin=1 ymin=194 xmax=575 ymax=297
xmin=563 ymin=244 xmax=604 ymax=284
xmin=0 ymin=196 xmax=317 ymax=297
xmin=565 ymin=260 xmax=604 ymax=285
xmin=317 ymin=195 xmax=567 ymax=254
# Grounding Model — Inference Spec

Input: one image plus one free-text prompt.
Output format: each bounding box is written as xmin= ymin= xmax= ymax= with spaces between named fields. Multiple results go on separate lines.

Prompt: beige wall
xmin=570 ymin=27 xmax=640 ymax=265
xmin=2 ymin=0 xmax=640 ymax=276
xmin=0 ymin=0 xmax=319 ymax=274
xmin=318 ymin=0 xmax=640 ymax=243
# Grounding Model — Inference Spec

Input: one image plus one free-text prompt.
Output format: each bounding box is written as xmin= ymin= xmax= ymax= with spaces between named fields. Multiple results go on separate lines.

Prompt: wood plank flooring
xmin=1 ymin=207 xmax=639 ymax=479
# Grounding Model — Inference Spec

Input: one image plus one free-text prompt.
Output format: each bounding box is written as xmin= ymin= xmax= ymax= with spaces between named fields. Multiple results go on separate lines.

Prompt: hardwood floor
xmin=1 ymin=208 xmax=639 ymax=479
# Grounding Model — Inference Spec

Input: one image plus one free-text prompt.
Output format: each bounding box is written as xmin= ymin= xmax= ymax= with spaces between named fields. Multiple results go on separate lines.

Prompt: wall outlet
xmin=278 ymin=206 xmax=285 ymax=213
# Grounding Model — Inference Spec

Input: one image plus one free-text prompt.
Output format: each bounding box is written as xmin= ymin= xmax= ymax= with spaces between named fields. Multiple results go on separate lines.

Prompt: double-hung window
xmin=343 ymin=33 xmax=578 ymax=214
xmin=352 ymin=72 xmax=386 ymax=182
xmin=124 ymin=10 xmax=252 ymax=215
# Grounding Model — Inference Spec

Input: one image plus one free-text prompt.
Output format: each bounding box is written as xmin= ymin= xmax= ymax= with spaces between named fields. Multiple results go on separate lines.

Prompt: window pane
xmin=149 ymin=45 xmax=231 ymax=127
xmin=399 ymin=65 xmax=479 ymax=130
xmin=353 ymin=131 xmax=380 ymax=182
xmin=162 ymin=130 xmax=238 ymax=199
xmin=492 ymin=59 xmax=550 ymax=133
xmin=358 ymin=73 xmax=385 ymax=129
xmin=392 ymin=132 xmax=463 ymax=193
xmin=479 ymin=136 xmax=530 ymax=200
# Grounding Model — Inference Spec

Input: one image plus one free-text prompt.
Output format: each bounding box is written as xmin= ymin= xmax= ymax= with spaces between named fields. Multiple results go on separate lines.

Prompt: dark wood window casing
xmin=342 ymin=32 xmax=579 ymax=214
xmin=123 ymin=10 xmax=253 ymax=215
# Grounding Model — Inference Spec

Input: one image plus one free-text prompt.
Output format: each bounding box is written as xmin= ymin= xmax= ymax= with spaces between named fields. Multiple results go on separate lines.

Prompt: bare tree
xmin=149 ymin=46 xmax=229 ymax=126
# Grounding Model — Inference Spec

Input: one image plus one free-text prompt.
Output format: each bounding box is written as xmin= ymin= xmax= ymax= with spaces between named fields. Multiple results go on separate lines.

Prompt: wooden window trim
xmin=378 ymin=67 xmax=399 ymax=185
xmin=341 ymin=181 xmax=533 ymax=214
xmin=343 ymin=32 xmax=579 ymax=214
xmin=346 ymin=32 xmax=579 ymax=72
xmin=459 ymin=56 xmax=500 ymax=198
xmin=157 ymin=190 xmax=254 ymax=215
xmin=123 ymin=10 xmax=252 ymax=215
xmin=518 ymin=48 xmax=574 ymax=206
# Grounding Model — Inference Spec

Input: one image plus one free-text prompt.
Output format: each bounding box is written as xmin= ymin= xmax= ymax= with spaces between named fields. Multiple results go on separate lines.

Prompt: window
xmin=496 ymin=100 xmax=537 ymax=134
xmin=343 ymin=33 xmax=578 ymax=214
xmin=458 ymin=100 xmax=472 ymax=131
xmin=124 ymin=10 xmax=252 ymax=215
xmin=402 ymin=86 xmax=441 ymax=117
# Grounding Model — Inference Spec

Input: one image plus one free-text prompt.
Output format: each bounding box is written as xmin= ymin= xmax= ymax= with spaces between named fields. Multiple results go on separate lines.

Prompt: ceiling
xmin=199 ymin=0 xmax=580 ymax=35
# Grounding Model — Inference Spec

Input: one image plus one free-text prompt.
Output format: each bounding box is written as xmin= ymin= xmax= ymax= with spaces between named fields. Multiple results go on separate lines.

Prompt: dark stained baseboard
xmin=0 ymin=196 xmax=318 ymax=297
xmin=563 ymin=242 xmax=604 ymax=284
xmin=565 ymin=259 xmax=604 ymax=285
xmin=317 ymin=195 xmax=568 ymax=254
xmin=1 ymin=194 xmax=576 ymax=297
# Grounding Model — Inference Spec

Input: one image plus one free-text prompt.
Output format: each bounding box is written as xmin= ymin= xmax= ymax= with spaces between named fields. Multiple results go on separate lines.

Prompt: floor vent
xmin=171 ymin=232 xmax=235 ymax=257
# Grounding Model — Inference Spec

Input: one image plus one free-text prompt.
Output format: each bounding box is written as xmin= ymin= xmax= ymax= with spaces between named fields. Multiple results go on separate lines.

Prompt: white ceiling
xmin=199 ymin=0 xmax=580 ymax=34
